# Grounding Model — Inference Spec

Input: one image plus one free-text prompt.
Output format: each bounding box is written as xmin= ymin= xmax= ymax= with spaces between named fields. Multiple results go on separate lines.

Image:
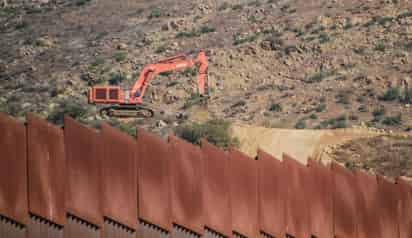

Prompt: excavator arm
xmin=129 ymin=50 xmax=208 ymax=103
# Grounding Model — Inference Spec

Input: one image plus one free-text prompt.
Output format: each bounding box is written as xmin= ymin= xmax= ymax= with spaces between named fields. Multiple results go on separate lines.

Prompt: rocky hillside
xmin=1 ymin=0 xmax=412 ymax=137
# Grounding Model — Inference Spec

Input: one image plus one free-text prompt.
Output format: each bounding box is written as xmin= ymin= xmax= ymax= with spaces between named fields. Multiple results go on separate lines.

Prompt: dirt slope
xmin=232 ymin=124 xmax=381 ymax=164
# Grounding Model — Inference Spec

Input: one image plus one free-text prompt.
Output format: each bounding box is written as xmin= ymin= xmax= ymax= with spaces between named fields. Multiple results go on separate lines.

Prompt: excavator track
xmin=99 ymin=105 xmax=154 ymax=118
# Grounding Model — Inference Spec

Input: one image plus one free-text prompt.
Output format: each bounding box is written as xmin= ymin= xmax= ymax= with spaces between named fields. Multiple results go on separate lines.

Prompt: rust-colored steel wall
xmin=307 ymin=159 xmax=333 ymax=238
xmin=27 ymin=113 xmax=66 ymax=225
xmin=283 ymin=154 xmax=310 ymax=238
xmin=201 ymin=140 xmax=231 ymax=237
xmin=257 ymin=150 xmax=285 ymax=238
xmin=397 ymin=178 xmax=412 ymax=238
xmin=137 ymin=128 xmax=171 ymax=231
xmin=355 ymin=170 xmax=380 ymax=238
xmin=169 ymin=136 xmax=204 ymax=235
xmin=0 ymin=215 xmax=26 ymax=238
xmin=0 ymin=113 xmax=28 ymax=225
xmin=103 ymin=218 xmax=135 ymax=238
xmin=376 ymin=176 xmax=399 ymax=238
xmin=229 ymin=149 xmax=259 ymax=238
xmin=137 ymin=220 xmax=170 ymax=238
xmin=27 ymin=214 xmax=63 ymax=238
xmin=64 ymin=116 xmax=102 ymax=227
xmin=331 ymin=162 xmax=358 ymax=238
xmin=101 ymin=123 xmax=137 ymax=230
xmin=65 ymin=214 xmax=100 ymax=238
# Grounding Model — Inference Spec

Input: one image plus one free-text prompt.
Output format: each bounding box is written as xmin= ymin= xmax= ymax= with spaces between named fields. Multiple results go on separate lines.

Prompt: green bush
xmin=76 ymin=0 xmax=92 ymax=6
xmin=305 ymin=70 xmax=335 ymax=83
xmin=149 ymin=8 xmax=162 ymax=18
xmin=48 ymin=100 xmax=88 ymax=125
xmin=109 ymin=73 xmax=126 ymax=85
xmin=315 ymin=103 xmax=327 ymax=112
xmin=319 ymin=32 xmax=330 ymax=43
xmin=318 ymin=115 xmax=348 ymax=129
xmin=155 ymin=45 xmax=167 ymax=54
xmin=269 ymin=103 xmax=282 ymax=112
xmin=295 ymin=120 xmax=307 ymax=129
xmin=372 ymin=107 xmax=386 ymax=121
xmin=374 ymin=42 xmax=386 ymax=52
xmin=233 ymin=33 xmax=259 ymax=45
xmin=199 ymin=26 xmax=216 ymax=34
xmin=218 ymin=2 xmax=231 ymax=11
xmin=114 ymin=51 xmax=127 ymax=62
xmin=174 ymin=119 xmax=239 ymax=149
xmin=382 ymin=114 xmax=402 ymax=126
xmin=336 ymin=91 xmax=351 ymax=105
xmin=379 ymin=87 xmax=399 ymax=101
xmin=310 ymin=113 xmax=318 ymax=120
xmin=232 ymin=4 xmax=243 ymax=10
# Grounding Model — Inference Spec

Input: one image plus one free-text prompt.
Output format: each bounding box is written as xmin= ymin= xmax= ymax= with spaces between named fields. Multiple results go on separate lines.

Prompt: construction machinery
xmin=88 ymin=50 xmax=209 ymax=118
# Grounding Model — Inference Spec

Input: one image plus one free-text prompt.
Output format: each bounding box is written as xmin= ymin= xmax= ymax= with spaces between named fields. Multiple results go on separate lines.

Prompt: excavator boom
xmin=87 ymin=50 xmax=209 ymax=118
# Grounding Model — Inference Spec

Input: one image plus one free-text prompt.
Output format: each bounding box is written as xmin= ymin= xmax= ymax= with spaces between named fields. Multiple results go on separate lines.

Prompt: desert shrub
xmin=336 ymin=91 xmax=351 ymax=105
xmin=382 ymin=114 xmax=402 ymax=126
xmin=398 ymin=11 xmax=412 ymax=19
xmin=379 ymin=87 xmax=399 ymax=101
xmin=218 ymin=2 xmax=231 ymax=11
xmin=174 ymin=119 xmax=239 ymax=148
xmin=310 ymin=113 xmax=318 ymax=120
xmin=358 ymin=105 xmax=368 ymax=112
xmin=343 ymin=21 xmax=353 ymax=30
xmin=183 ymin=93 xmax=204 ymax=109
xmin=155 ymin=45 xmax=167 ymax=54
xmin=269 ymin=103 xmax=282 ymax=112
xmin=48 ymin=99 xmax=88 ymax=125
xmin=149 ymin=8 xmax=162 ymax=18
xmin=114 ymin=51 xmax=127 ymax=62
xmin=232 ymin=4 xmax=243 ymax=10
xmin=372 ymin=107 xmax=386 ymax=121
xmin=199 ymin=26 xmax=216 ymax=34
xmin=109 ymin=73 xmax=126 ymax=85
xmin=295 ymin=120 xmax=307 ymax=129
xmin=109 ymin=119 xmax=143 ymax=137
xmin=374 ymin=42 xmax=386 ymax=52
xmin=401 ymin=87 xmax=412 ymax=103
xmin=76 ymin=0 xmax=92 ymax=6
xmin=315 ymin=103 xmax=327 ymax=112
xmin=305 ymin=70 xmax=335 ymax=83
xmin=233 ymin=33 xmax=259 ymax=45
xmin=318 ymin=115 xmax=347 ymax=129
xmin=319 ymin=32 xmax=330 ymax=43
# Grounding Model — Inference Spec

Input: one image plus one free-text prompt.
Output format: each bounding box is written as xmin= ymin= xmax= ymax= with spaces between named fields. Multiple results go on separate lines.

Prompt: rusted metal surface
xmin=65 ymin=214 xmax=100 ymax=238
xmin=307 ymin=159 xmax=333 ymax=238
xmin=283 ymin=154 xmax=309 ymax=238
xmin=171 ymin=224 xmax=201 ymax=238
xmin=355 ymin=170 xmax=380 ymax=238
xmin=204 ymin=227 xmax=226 ymax=238
xmin=137 ymin=128 xmax=171 ymax=231
xmin=257 ymin=150 xmax=285 ymax=238
xmin=229 ymin=149 xmax=259 ymax=238
xmin=27 ymin=214 xmax=63 ymax=238
xmin=101 ymin=123 xmax=137 ymax=230
xmin=169 ymin=136 xmax=204 ymax=235
xmin=201 ymin=140 xmax=231 ymax=238
xmin=137 ymin=220 xmax=170 ymax=238
xmin=397 ymin=178 xmax=412 ymax=238
xmin=0 ymin=214 xmax=26 ymax=238
xmin=0 ymin=113 xmax=28 ymax=225
xmin=376 ymin=176 xmax=399 ymax=238
xmin=103 ymin=218 xmax=135 ymax=238
xmin=331 ymin=162 xmax=358 ymax=238
xmin=27 ymin=113 xmax=66 ymax=225
xmin=64 ymin=116 xmax=102 ymax=227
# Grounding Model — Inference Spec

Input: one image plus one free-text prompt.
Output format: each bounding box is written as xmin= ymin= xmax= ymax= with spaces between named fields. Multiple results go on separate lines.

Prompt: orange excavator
xmin=88 ymin=50 xmax=209 ymax=118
